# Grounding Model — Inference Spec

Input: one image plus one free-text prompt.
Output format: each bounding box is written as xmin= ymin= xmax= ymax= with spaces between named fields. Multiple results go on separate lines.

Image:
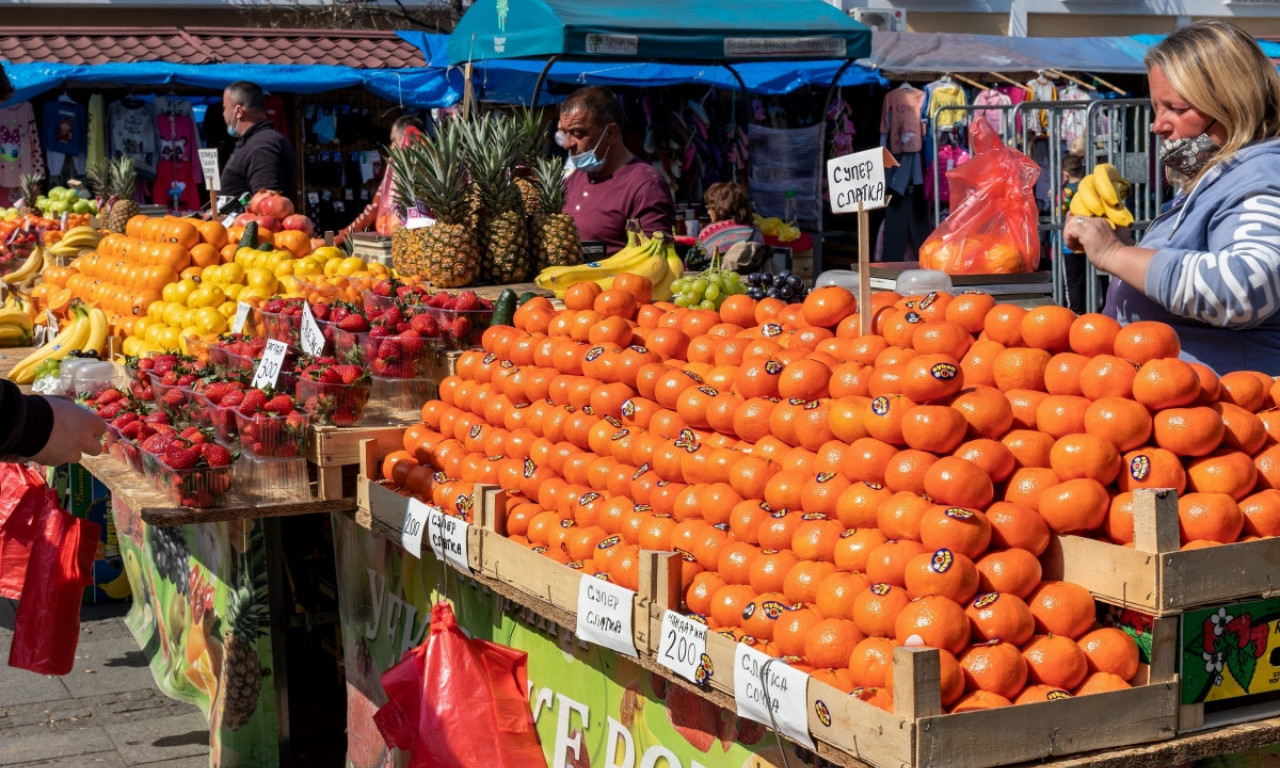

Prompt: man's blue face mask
xmin=564 ymin=126 xmax=611 ymax=173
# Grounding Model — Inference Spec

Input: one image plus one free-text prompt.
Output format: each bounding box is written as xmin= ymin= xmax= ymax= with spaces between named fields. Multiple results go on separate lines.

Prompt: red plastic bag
xmin=374 ymin=602 xmax=545 ymax=768
xmin=0 ymin=463 xmax=58 ymax=600
xmin=372 ymin=125 xmax=424 ymax=237
xmin=918 ymin=118 xmax=1041 ymax=275
xmin=8 ymin=484 xmax=99 ymax=675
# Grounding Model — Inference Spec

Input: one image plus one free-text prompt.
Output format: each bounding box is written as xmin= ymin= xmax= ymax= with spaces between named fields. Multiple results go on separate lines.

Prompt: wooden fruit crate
xmin=352 ymin=441 xmax=1181 ymax=768
xmin=306 ymin=424 xmax=406 ymax=500
xmin=1042 ymin=489 xmax=1280 ymax=616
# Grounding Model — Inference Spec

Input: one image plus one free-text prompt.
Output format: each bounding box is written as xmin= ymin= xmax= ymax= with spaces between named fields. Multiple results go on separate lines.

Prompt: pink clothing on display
xmin=0 ymin=103 xmax=45 ymax=191
xmin=153 ymin=113 xmax=202 ymax=211
xmin=972 ymin=89 xmax=1012 ymax=136
xmin=880 ymin=86 xmax=926 ymax=155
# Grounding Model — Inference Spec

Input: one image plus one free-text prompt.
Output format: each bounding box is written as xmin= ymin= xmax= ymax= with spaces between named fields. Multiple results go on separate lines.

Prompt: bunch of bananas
xmin=45 ymin=225 xmax=103 ymax=260
xmin=0 ymin=295 xmax=34 ymax=347
xmin=754 ymin=214 xmax=801 ymax=242
xmin=1 ymin=244 xmax=44 ymax=286
xmin=534 ymin=230 xmax=685 ymax=300
xmin=6 ymin=303 xmax=108 ymax=384
xmin=1070 ymin=163 xmax=1134 ymax=228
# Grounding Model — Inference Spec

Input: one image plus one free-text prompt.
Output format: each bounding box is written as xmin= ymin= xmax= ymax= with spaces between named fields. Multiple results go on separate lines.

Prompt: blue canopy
xmin=1 ymin=59 xmax=462 ymax=109
xmin=447 ymin=0 xmax=871 ymax=66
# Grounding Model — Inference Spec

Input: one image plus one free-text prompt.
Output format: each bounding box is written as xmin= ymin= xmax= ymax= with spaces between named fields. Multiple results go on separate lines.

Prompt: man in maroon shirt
xmin=558 ymin=87 xmax=675 ymax=254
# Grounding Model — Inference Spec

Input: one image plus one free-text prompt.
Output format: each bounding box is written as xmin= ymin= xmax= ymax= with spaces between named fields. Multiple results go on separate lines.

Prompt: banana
xmin=0 ymin=324 xmax=31 ymax=347
xmin=7 ymin=306 xmax=90 ymax=384
xmin=598 ymin=254 xmax=669 ymax=292
xmin=0 ymin=304 xmax=34 ymax=335
xmin=1092 ymin=163 xmax=1130 ymax=207
xmin=1071 ymin=175 xmax=1107 ymax=217
xmin=83 ymin=306 xmax=108 ymax=357
xmin=534 ymin=233 xmax=662 ymax=294
xmin=2 ymin=246 xmax=44 ymax=285
xmin=1104 ymin=204 xmax=1135 ymax=229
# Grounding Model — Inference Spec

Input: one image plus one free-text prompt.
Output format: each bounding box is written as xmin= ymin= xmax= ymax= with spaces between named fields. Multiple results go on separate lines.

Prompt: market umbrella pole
xmin=858 ymin=201 xmax=872 ymax=336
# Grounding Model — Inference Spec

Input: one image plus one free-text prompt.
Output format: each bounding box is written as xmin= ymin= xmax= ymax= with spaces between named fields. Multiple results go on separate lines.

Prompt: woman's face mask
xmin=1159 ymin=131 xmax=1220 ymax=178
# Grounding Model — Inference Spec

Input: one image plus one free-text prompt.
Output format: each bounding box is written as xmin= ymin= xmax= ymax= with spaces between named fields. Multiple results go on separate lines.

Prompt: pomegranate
xmin=255 ymin=215 xmax=281 ymax=232
xmin=256 ymin=193 xmax=295 ymax=219
xmin=234 ymin=212 xmax=260 ymax=228
xmin=282 ymin=214 xmax=315 ymax=236
xmin=248 ymin=190 xmax=277 ymax=214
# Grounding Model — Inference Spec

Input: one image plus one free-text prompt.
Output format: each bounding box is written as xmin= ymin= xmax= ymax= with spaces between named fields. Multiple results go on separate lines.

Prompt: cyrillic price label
xmin=300 ymin=302 xmax=326 ymax=356
xmin=657 ymin=609 xmax=709 ymax=684
xmin=575 ymin=577 xmax=637 ymax=657
xmin=401 ymin=498 xmax=430 ymax=557
xmin=231 ymin=301 xmax=252 ymax=334
xmin=733 ymin=643 xmax=814 ymax=749
xmin=430 ymin=512 xmax=472 ymax=574
xmin=250 ymin=339 xmax=289 ymax=390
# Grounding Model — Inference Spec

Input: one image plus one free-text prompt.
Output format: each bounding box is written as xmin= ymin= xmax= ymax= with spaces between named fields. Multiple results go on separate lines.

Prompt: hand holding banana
xmin=1069 ymin=163 xmax=1134 ymax=228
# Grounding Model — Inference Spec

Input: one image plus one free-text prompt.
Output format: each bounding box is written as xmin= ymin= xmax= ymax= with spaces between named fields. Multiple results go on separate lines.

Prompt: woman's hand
xmin=1064 ymin=215 xmax=1127 ymax=273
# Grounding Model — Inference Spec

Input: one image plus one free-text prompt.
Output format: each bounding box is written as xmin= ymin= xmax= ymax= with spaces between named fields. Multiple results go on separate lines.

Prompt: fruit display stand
xmin=78 ymin=451 xmax=354 ymax=768
xmin=331 ymin=439 xmax=1251 ymax=768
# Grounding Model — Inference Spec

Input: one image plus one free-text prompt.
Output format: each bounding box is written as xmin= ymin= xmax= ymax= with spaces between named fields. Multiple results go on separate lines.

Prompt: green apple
xmin=73 ymin=199 xmax=91 ymax=214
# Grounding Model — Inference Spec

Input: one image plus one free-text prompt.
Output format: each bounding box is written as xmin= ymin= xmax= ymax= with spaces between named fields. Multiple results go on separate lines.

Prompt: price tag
xmin=658 ymin=609 xmax=709 ymax=684
xmin=59 ymin=211 xmax=68 ymax=229
xmin=221 ymin=212 xmax=239 ymax=228
xmin=46 ymin=310 xmax=59 ymax=336
xmin=231 ymin=301 xmax=252 ymax=334
xmin=733 ymin=644 xmax=814 ymax=749
xmin=299 ymin=302 xmax=326 ymax=356
xmin=198 ymin=148 xmax=221 ymax=191
xmin=250 ymin=339 xmax=289 ymax=389
xmin=575 ymin=577 xmax=637 ymax=657
xmin=431 ymin=512 xmax=472 ymax=574
xmin=401 ymin=498 xmax=431 ymax=557
xmin=426 ymin=505 xmax=446 ymax=560
xmin=827 ymin=146 xmax=898 ymax=214
xmin=404 ymin=214 xmax=435 ymax=230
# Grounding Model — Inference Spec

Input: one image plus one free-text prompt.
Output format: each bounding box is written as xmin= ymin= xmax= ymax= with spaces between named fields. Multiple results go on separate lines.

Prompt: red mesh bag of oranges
xmin=918 ymin=118 xmax=1041 ymax=275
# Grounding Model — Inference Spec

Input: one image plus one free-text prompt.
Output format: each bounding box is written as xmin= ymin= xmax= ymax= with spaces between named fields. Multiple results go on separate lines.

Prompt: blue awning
xmin=446 ymin=0 xmax=871 ymax=66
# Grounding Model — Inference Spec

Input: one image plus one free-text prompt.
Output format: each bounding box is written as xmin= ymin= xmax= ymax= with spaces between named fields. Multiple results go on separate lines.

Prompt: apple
xmin=282 ymin=214 xmax=315 ymax=236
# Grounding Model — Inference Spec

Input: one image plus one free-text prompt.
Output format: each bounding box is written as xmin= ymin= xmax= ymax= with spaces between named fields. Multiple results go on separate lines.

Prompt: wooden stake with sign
xmin=197 ymin=148 xmax=221 ymax=218
xmin=826 ymin=147 xmax=898 ymax=336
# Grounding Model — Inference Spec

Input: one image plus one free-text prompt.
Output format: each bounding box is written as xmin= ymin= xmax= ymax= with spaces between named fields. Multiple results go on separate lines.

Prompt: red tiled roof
xmin=0 ymin=26 xmax=425 ymax=69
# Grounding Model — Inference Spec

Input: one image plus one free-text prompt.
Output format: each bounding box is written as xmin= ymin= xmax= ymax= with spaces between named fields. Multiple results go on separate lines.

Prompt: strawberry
xmin=201 ymin=443 xmax=233 ymax=467
xmin=238 ymin=389 xmax=268 ymax=414
xmin=114 ymin=411 xmax=141 ymax=426
xmin=333 ymin=365 xmax=365 ymax=385
xmin=427 ymin=292 xmax=451 ymax=309
xmin=453 ymin=290 xmax=481 ymax=311
xmin=311 ymin=302 xmax=331 ymax=321
xmin=164 ymin=444 xmax=199 ymax=469
xmin=319 ymin=367 xmax=343 ymax=384
xmin=97 ymin=401 xmax=125 ymax=420
xmin=451 ymin=315 xmax=472 ymax=340
xmin=263 ymin=297 xmax=287 ymax=314
xmin=95 ymin=389 xmax=124 ymax=405
xmin=377 ymin=339 xmax=403 ymax=362
xmin=120 ymin=421 xmax=146 ymax=440
xmin=218 ymin=389 xmax=245 ymax=408
xmin=380 ymin=306 xmax=404 ymax=328
xmin=144 ymin=411 xmax=171 ymax=425
xmin=263 ymin=394 xmax=294 ymax=414
xmin=373 ymin=279 xmax=395 ymax=297
xmin=338 ymin=314 xmax=370 ymax=332
xmin=162 ymin=389 xmax=187 ymax=410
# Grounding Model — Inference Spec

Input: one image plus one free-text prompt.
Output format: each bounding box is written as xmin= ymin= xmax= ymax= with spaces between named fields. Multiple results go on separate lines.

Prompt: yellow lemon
xmin=238 ymin=287 xmax=269 ymax=304
xmin=311 ymin=246 xmax=344 ymax=262
xmin=277 ymin=275 xmax=302 ymax=296
xmin=121 ymin=336 xmax=142 ymax=357
xmin=336 ymin=256 xmax=366 ymax=276
xmin=323 ymin=257 xmax=341 ymax=277
xmin=368 ymin=262 xmax=391 ymax=277
xmin=273 ymin=259 xmax=295 ymax=278
xmin=144 ymin=323 xmax=168 ymax=345
xmin=131 ymin=317 xmax=155 ymax=338
xmin=161 ymin=282 xmax=182 ymax=303
xmin=194 ymin=307 xmax=228 ymax=336
xmin=218 ymin=301 xmax=239 ymax=319
xmin=201 ymin=264 xmax=223 ymax=285
xmin=221 ymin=263 xmax=246 ymax=285
xmin=159 ymin=326 xmax=184 ymax=351
xmin=292 ymin=257 xmax=321 ymax=276
xmin=161 ymin=304 xmax=185 ymax=328
xmin=245 ymin=268 xmax=278 ymax=292
xmin=146 ymin=301 xmax=168 ymax=322
xmin=224 ymin=283 xmax=245 ymax=300
xmin=234 ymin=247 xmax=258 ymax=267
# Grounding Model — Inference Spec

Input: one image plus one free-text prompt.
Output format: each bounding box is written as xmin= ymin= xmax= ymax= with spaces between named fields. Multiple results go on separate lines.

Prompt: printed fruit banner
xmin=114 ymin=497 xmax=281 ymax=768
xmin=333 ymin=513 xmax=808 ymax=768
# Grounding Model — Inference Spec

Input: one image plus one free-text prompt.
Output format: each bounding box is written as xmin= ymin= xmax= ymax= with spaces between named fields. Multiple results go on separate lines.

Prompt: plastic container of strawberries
xmin=334 ymin=329 xmax=434 ymax=378
xmin=235 ymin=453 xmax=312 ymax=504
xmin=235 ymin=410 xmax=311 ymax=458
xmin=147 ymin=453 xmax=235 ymax=509
xmin=295 ymin=378 xmax=372 ymax=427
xmin=104 ymin=424 xmax=145 ymax=475
xmin=146 ymin=372 xmax=205 ymax=423
xmin=208 ymin=402 xmax=241 ymax=444
xmin=431 ymin=307 xmax=493 ymax=350
xmin=254 ymin=307 xmax=303 ymax=347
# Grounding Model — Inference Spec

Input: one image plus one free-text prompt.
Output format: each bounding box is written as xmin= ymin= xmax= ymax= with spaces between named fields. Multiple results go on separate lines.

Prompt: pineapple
xmin=214 ymin=572 xmax=268 ymax=731
xmin=531 ymin=156 xmax=583 ymax=269
xmin=462 ymin=114 xmax=531 ymax=285
xmin=392 ymin=120 xmax=481 ymax=287
xmin=83 ymin=160 xmax=109 ymax=212
xmin=105 ymin=156 xmax=140 ymax=233
xmin=513 ymin=106 xmax=546 ymax=220
xmin=16 ymin=173 xmax=43 ymax=217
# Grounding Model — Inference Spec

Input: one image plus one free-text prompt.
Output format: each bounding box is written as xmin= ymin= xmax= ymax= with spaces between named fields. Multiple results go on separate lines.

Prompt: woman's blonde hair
xmin=1145 ymin=20 xmax=1280 ymax=180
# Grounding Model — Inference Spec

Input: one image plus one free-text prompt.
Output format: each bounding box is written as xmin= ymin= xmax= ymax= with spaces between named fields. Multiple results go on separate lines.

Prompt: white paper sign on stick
xmin=657 ymin=609 xmax=710 ymax=684
xmin=299 ymin=302 xmax=326 ymax=356
xmin=231 ymin=301 xmax=252 ymax=334
xmin=250 ymin=339 xmax=289 ymax=389
xmin=575 ymin=577 xmax=637 ymax=657
xmin=827 ymin=147 xmax=899 ymax=214
xmin=401 ymin=498 xmax=430 ymax=557
xmin=733 ymin=643 xmax=815 ymax=749
xmin=198 ymin=149 xmax=221 ymax=191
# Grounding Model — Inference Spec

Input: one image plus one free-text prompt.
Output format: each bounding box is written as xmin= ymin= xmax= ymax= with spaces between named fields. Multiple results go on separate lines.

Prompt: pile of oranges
xmin=380 ymin=282 xmax=1280 ymax=714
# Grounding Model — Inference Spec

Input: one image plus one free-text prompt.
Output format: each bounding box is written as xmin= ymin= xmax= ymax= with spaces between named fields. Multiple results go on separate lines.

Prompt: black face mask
xmin=1159 ymin=131 xmax=1220 ymax=178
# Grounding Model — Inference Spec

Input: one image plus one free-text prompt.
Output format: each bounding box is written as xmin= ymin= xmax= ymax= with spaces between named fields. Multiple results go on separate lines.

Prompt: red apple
xmin=257 ymin=194 xmax=295 ymax=219
xmin=282 ymin=214 xmax=315 ymax=236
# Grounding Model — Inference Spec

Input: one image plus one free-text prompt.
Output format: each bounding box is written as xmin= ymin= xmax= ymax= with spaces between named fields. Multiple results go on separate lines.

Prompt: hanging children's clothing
xmin=924 ymin=141 xmax=973 ymax=209
xmin=880 ymin=84 xmax=927 ymax=156
xmin=1024 ymin=74 xmax=1057 ymax=136
xmin=153 ymin=101 xmax=203 ymax=212
xmin=1058 ymin=84 xmax=1093 ymax=152
xmin=0 ymin=102 xmax=44 ymax=191
xmin=41 ymin=96 xmax=87 ymax=179
xmin=880 ymin=84 xmax=929 ymax=262
xmin=108 ymin=97 xmax=158 ymax=178
xmin=972 ymin=88 xmax=1012 ymax=137
xmin=995 ymin=84 xmax=1028 ymax=136
xmin=925 ymin=78 xmax=968 ymax=133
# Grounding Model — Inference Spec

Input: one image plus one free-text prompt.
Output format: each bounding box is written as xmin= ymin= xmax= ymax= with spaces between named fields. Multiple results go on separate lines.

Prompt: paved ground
xmin=0 ymin=599 xmax=210 ymax=768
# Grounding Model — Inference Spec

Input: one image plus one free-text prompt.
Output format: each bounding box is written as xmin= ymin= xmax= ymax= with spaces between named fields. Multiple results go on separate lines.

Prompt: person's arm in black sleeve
xmin=1 ymin=380 xmax=105 ymax=465
xmin=0 ymin=378 xmax=54 ymax=459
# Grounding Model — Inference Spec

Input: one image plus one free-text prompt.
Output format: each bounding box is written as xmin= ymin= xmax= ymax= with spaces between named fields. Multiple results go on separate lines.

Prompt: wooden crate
xmin=306 ymin=424 xmax=406 ymax=500
xmin=1042 ymin=489 xmax=1280 ymax=616
xmin=352 ymin=442 xmax=1180 ymax=768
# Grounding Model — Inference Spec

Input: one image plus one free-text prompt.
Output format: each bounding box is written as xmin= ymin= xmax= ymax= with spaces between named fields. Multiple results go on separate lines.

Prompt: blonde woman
xmin=1065 ymin=20 xmax=1280 ymax=374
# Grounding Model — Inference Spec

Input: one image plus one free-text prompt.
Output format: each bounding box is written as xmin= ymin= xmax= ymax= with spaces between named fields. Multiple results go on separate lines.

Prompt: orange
xmin=1191 ymin=362 xmax=1224 ymax=405
xmin=922 ymin=456 xmax=994 ymax=509
xmin=960 ymin=338 xmax=1005 ymax=388
xmin=901 ymin=353 xmax=964 ymax=404
xmin=950 ymin=386 xmax=1014 ymax=441
xmin=1117 ymin=447 xmax=1187 ymax=494
xmin=1020 ymin=304 xmax=1076 ymax=353
xmin=1178 ymin=492 xmax=1244 ymax=544
xmin=1106 ymin=491 xmax=1137 ymax=545
xmin=900 ymin=404 xmax=969 ymax=454
xmin=919 ymin=505 xmax=992 ymax=561
xmin=881 ymin=646 xmax=966 ymax=707
xmin=708 ymin=583 xmax=757 ymax=629
xmin=852 ymin=583 xmax=912 ymax=637
xmin=883 ymin=449 xmax=939 ymax=495
xmin=903 ymin=548 xmax=980 ymax=603
xmin=1068 ymin=312 xmax=1121 ymax=357
xmin=777 ymin=358 xmax=832 ymax=401
xmin=612 ymin=272 xmax=653 ymax=304
xmin=1186 ymin=450 xmax=1259 ymax=500
xmin=1077 ymin=627 xmax=1139 ymax=680
xmin=802 ymin=286 xmax=857 ymax=328
xmin=983 ymin=304 xmax=1028 ymax=346
xmin=741 ymin=591 xmax=792 ymax=641
xmin=1022 ymin=633 xmax=1089 ymax=690
xmin=1038 ymin=477 xmax=1110 ymax=534
xmin=950 ymin=690 xmax=1013 ymax=712
xmin=1001 ymin=428 xmax=1054 ymax=470
xmin=717 ymin=540 xmax=762 ymax=586
xmin=835 ymin=481 xmax=890 ymax=529
xmin=959 ymin=641 xmax=1029 ymax=700
xmin=966 ymin=592 xmax=1035 ymax=646
xmin=1083 ymin=396 xmax=1153 ymax=452
xmin=840 ymin=437 xmax=898 ymax=484
xmin=833 ymin=528 xmax=888 ymax=573
xmin=983 ymin=504 xmax=1054 ymax=558
xmin=1258 ymin=445 xmax=1280 ymax=492
xmin=564 ymin=281 xmax=603 ymax=311
xmin=1078 ymin=354 xmax=1139 ymax=400
xmin=1216 ymin=402 xmax=1268 ymax=455
xmin=945 ymin=291 xmax=996 ymax=334
xmin=953 ymin=438 xmax=1016 ymax=485
xmin=876 ymin=489 xmax=932 ymax=541
xmin=1241 ymin=489 xmax=1280 ymax=537
xmin=1049 ymin=433 xmax=1121 ymax=485
xmin=773 ymin=607 xmax=823 ymax=658
xmin=1004 ymin=388 xmax=1049 ymax=431
xmin=815 ymin=570 xmax=870 ymax=621
xmin=749 ymin=549 xmax=800 ymax=595
xmin=865 ymin=538 xmax=928 ymax=587
xmin=848 ymin=636 xmax=897 ymax=688
xmin=804 ymin=618 xmax=865 ymax=669
xmin=790 ymin=516 xmax=844 ymax=562
xmin=1043 ymin=352 xmax=1089 ymax=396
xmin=1217 ymin=371 xmax=1270 ymax=412
xmin=1112 ymin=320 xmax=1181 ymax=364
xmin=1132 ymin=358 xmax=1201 ymax=410
xmin=685 ymin=570 xmax=728 ymax=617
xmin=594 ymin=289 xmax=638 ymax=319
xmin=911 ymin=321 xmax=973 ymax=359
xmin=1035 ymin=394 xmax=1091 ymax=439
xmin=894 ymin=595 xmax=971 ymax=656
xmin=1028 ymin=581 xmax=1096 ymax=639
xmin=862 ymin=393 xmax=917 ymax=446
xmin=1153 ymin=406 xmax=1226 ymax=457
xmin=1015 ymin=684 xmax=1075 ymax=704
xmin=757 ymin=509 xmax=805 ymax=552
xmin=1074 ymin=672 xmax=1132 ymax=695
xmin=975 ymin=547 xmax=1043 ymax=600
xmin=991 ymin=347 xmax=1051 ymax=392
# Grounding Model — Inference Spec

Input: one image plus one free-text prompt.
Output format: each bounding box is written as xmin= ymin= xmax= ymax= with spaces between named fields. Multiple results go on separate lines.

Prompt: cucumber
xmin=517 ymin=291 xmax=539 ymax=306
xmin=239 ymin=221 xmax=258 ymax=248
xmin=491 ymin=289 xmax=518 ymax=327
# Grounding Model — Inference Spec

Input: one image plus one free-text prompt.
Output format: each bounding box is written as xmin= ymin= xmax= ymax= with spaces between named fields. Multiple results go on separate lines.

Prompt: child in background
xmin=1060 ymin=154 xmax=1087 ymax=314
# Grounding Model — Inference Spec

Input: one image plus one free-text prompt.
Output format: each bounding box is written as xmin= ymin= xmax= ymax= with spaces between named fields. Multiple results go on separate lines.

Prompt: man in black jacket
xmin=219 ymin=81 xmax=296 ymax=201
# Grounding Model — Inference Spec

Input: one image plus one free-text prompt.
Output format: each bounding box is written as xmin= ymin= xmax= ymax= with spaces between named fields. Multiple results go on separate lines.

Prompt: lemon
xmin=311 ymin=246 xmax=344 ymax=262
xmin=238 ymin=287 xmax=269 ymax=304
xmin=145 ymin=323 xmax=168 ymax=345
xmin=224 ymin=283 xmax=245 ymax=300
xmin=161 ymin=304 xmax=185 ymax=328
xmin=161 ymin=282 xmax=182 ymax=303
xmin=221 ymin=263 xmax=246 ymax=285
xmin=292 ymin=257 xmax=322 ymax=276
xmin=159 ymin=326 xmax=184 ymax=351
xmin=147 ymin=301 xmax=168 ymax=321
xmin=194 ymin=307 xmax=228 ymax=336
xmin=200 ymin=264 xmax=222 ymax=285
xmin=336 ymin=256 xmax=366 ymax=276
xmin=132 ymin=317 xmax=155 ymax=338
xmin=277 ymin=275 xmax=301 ymax=295
xmin=273 ymin=259 xmax=295 ymax=278
xmin=245 ymin=268 xmax=278 ymax=292
xmin=217 ymin=301 xmax=239 ymax=318
xmin=121 ymin=336 xmax=142 ymax=357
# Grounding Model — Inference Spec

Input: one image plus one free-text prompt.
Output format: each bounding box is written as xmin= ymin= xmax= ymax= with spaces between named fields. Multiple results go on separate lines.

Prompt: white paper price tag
xmin=425 ymin=505 xmax=446 ymax=560
xmin=250 ymin=339 xmax=289 ymax=390
xmin=827 ymin=146 xmax=896 ymax=214
xmin=575 ymin=576 xmax=637 ymax=657
xmin=221 ymin=212 xmax=239 ymax=228
xmin=734 ymin=643 xmax=814 ymax=749
xmin=300 ymin=302 xmax=326 ymax=356
xmin=404 ymin=214 xmax=435 ymax=230
xmin=231 ymin=301 xmax=252 ymax=334
xmin=657 ymin=609 xmax=709 ymax=684
xmin=198 ymin=148 xmax=221 ymax=191
xmin=45 ymin=310 xmax=58 ymax=336
xmin=431 ymin=513 xmax=472 ymax=574
xmin=59 ymin=211 xmax=68 ymax=229
xmin=401 ymin=498 xmax=431 ymax=557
